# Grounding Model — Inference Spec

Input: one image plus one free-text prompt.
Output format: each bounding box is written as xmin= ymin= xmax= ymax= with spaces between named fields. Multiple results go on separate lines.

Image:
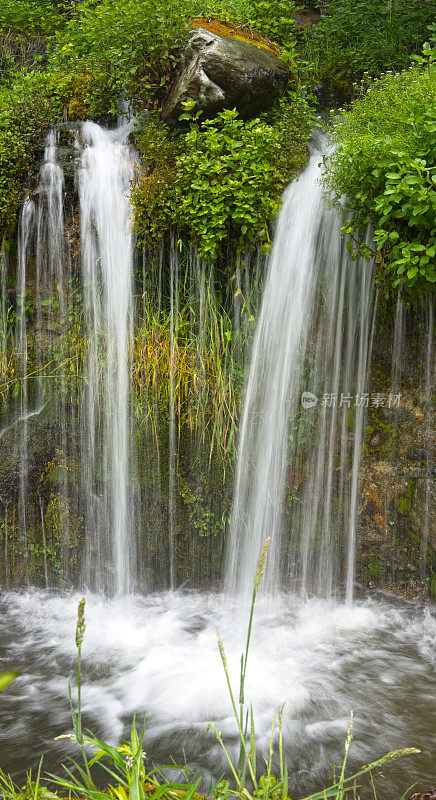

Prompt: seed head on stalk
xmin=75 ymin=597 xmax=86 ymax=649
xmin=253 ymin=538 xmax=270 ymax=593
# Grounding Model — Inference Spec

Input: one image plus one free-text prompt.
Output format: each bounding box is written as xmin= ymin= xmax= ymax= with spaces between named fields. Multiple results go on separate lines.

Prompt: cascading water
xmin=0 ymin=122 xmax=139 ymax=593
xmin=420 ymin=296 xmax=435 ymax=578
xmin=79 ymin=120 xmax=138 ymax=595
xmin=15 ymin=197 xmax=35 ymax=583
xmin=0 ymin=124 xmax=435 ymax=800
xmin=226 ymin=137 xmax=375 ymax=601
xmin=168 ymin=236 xmax=178 ymax=589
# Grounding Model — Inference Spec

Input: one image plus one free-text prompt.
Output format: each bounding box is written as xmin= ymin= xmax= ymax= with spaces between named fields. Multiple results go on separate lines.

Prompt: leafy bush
xmin=49 ymin=0 xmax=193 ymax=111
xmin=0 ymin=0 xmax=64 ymax=36
xmin=174 ymin=107 xmax=284 ymax=258
xmin=245 ymin=0 xmax=298 ymax=50
xmin=133 ymin=95 xmax=312 ymax=260
xmin=304 ymin=0 xmax=434 ymax=91
xmin=324 ymin=60 xmax=436 ymax=301
xmin=0 ymin=69 xmax=68 ymax=235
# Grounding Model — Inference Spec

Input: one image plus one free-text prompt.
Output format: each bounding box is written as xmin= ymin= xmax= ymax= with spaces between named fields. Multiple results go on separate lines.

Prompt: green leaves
xmin=324 ymin=57 xmax=436 ymax=302
xmin=0 ymin=671 xmax=19 ymax=692
xmin=132 ymin=83 xmax=312 ymax=260
xmin=0 ymin=69 xmax=65 ymax=236
xmin=173 ymin=110 xmax=285 ymax=259
xmin=304 ymin=0 xmax=434 ymax=91
xmin=246 ymin=0 xmax=297 ymax=48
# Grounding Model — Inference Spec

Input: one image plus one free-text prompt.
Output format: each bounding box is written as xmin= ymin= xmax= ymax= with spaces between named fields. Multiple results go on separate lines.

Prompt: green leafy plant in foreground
xmin=0 ymin=670 xmax=19 ymax=692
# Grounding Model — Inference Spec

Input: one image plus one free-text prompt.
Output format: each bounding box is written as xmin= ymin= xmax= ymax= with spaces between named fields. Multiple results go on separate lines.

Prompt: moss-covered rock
xmin=162 ymin=22 xmax=290 ymax=125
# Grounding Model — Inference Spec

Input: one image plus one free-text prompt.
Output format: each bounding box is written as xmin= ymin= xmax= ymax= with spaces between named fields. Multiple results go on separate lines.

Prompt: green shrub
xmin=304 ymin=0 xmax=434 ymax=90
xmin=0 ymin=0 xmax=64 ymax=36
xmin=0 ymin=69 xmax=68 ymax=235
xmin=133 ymin=95 xmax=312 ymax=260
xmin=0 ymin=1 xmax=66 ymax=85
xmin=174 ymin=107 xmax=284 ymax=259
xmin=324 ymin=61 xmax=436 ymax=302
xmin=245 ymin=0 xmax=298 ymax=50
xmin=49 ymin=0 xmax=193 ymax=111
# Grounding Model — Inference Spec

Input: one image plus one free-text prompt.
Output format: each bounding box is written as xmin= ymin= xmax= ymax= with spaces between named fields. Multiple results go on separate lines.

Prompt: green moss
xmin=396 ymin=478 xmax=415 ymax=516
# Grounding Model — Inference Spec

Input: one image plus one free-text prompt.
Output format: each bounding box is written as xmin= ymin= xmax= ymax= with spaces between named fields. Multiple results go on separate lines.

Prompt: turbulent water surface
xmin=0 ymin=590 xmax=434 ymax=797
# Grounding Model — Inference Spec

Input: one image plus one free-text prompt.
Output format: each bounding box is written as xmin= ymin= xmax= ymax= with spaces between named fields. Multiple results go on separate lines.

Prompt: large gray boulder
xmin=162 ymin=27 xmax=289 ymax=124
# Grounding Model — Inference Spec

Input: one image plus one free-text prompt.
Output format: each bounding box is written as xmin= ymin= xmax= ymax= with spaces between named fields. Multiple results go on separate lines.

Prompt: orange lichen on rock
xmin=189 ymin=18 xmax=282 ymax=56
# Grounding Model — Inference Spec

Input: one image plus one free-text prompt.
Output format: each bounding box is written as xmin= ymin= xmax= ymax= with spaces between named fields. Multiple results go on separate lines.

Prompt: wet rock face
xmin=410 ymin=478 xmax=436 ymax=551
xmin=162 ymin=27 xmax=289 ymax=124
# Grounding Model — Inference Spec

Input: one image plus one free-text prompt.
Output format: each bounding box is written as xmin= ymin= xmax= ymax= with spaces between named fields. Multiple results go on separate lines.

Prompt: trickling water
xmin=421 ymin=296 xmax=435 ymax=578
xmin=226 ymin=139 xmax=375 ymax=600
xmin=391 ymin=293 xmax=405 ymax=395
xmin=0 ymin=240 xmax=7 ymax=351
xmin=79 ymin=120 xmax=138 ymax=595
xmin=168 ymin=236 xmax=178 ymax=589
xmin=16 ymin=198 xmax=34 ymax=583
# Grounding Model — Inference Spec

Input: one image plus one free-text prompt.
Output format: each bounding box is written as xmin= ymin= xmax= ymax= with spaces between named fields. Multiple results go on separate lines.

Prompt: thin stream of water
xmin=79 ymin=120 xmax=137 ymax=595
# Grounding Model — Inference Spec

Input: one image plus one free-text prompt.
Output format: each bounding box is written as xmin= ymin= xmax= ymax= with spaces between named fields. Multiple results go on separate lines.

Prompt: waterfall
xmin=3 ymin=122 xmax=431 ymax=599
xmin=168 ymin=236 xmax=178 ymax=589
xmin=16 ymin=197 xmax=34 ymax=584
xmin=226 ymin=137 xmax=375 ymax=600
xmin=421 ymin=296 xmax=435 ymax=578
xmin=79 ymin=120 xmax=137 ymax=595
xmin=4 ymin=122 xmax=138 ymax=594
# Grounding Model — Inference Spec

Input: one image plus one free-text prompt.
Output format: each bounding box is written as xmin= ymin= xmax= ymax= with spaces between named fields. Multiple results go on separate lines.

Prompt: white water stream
xmin=226 ymin=138 xmax=375 ymax=601
xmin=79 ymin=120 xmax=137 ymax=595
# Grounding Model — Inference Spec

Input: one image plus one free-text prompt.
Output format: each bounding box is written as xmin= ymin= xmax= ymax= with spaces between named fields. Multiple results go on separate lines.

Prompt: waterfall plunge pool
xmin=0 ymin=589 xmax=434 ymax=798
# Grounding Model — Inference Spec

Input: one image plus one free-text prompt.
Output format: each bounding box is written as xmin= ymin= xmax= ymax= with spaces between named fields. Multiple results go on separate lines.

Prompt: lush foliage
xmin=244 ymin=0 xmax=298 ymax=52
xmin=303 ymin=0 xmax=435 ymax=93
xmin=49 ymin=0 xmax=193 ymax=112
xmin=0 ymin=70 xmax=67 ymax=234
xmin=47 ymin=0 xmax=299 ymax=114
xmin=133 ymin=95 xmax=312 ymax=259
xmin=0 ymin=0 xmax=65 ymax=37
xmin=324 ymin=60 xmax=436 ymax=301
xmin=0 ymin=0 xmax=309 ymax=240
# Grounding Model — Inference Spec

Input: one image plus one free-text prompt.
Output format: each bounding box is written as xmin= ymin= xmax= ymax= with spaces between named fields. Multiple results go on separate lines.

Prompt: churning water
xmin=0 ymin=590 xmax=435 ymax=798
